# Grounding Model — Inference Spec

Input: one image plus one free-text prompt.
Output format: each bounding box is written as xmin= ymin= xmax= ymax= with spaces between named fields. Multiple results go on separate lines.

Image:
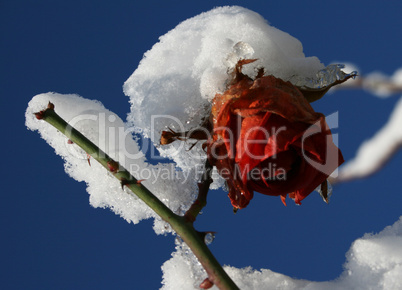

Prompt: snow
xmin=335 ymin=96 xmax=402 ymax=182
xmin=327 ymin=64 xmax=402 ymax=97
xmin=363 ymin=68 xmax=402 ymax=97
xmin=161 ymin=239 xmax=206 ymax=290
xmin=392 ymin=68 xmax=402 ymax=86
xmin=161 ymin=216 xmax=402 ymax=289
xmin=25 ymin=93 xmax=196 ymax=234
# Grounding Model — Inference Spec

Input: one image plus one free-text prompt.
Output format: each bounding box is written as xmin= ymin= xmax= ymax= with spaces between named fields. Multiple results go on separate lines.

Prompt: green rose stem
xmin=34 ymin=103 xmax=239 ymax=290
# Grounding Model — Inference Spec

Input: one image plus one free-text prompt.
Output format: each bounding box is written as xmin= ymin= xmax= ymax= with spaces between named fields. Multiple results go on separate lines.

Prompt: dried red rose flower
xmin=206 ymin=61 xmax=344 ymax=209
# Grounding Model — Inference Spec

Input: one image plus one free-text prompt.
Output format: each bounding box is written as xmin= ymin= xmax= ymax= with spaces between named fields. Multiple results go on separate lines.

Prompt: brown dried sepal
xmin=160 ymin=127 xmax=209 ymax=146
xmin=228 ymin=58 xmax=258 ymax=85
xmin=160 ymin=128 xmax=181 ymax=145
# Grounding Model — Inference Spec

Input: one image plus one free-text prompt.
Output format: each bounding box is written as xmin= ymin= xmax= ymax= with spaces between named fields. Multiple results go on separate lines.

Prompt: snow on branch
xmin=333 ymin=96 xmax=402 ymax=183
xmin=331 ymin=65 xmax=402 ymax=97
xmin=26 ymin=93 xmax=197 ymax=234
xmin=162 ymin=216 xmax=402 ymax=289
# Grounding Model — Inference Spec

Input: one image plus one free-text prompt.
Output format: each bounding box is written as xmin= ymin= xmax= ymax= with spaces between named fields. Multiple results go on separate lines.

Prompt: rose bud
xmin=206 ymin=60 xmax=344 ymax=209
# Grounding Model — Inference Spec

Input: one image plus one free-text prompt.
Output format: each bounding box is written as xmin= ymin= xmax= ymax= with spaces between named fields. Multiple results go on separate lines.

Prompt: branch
xmin=184 ymin=159 xmax=213 ymax=223
xmin=34 ymin=103 xmax=239 ymax=290
xmin=330 ymin=97 xmax=402 ymax=184
xmin=329 ymin=77 xmax=402 ymax=184
xmin=333 ymin=76 xmax=402 ymax=95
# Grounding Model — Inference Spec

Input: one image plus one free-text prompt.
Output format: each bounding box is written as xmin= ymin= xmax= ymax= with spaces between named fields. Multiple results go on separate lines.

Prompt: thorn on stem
xmin=86 ymin=153 xmax=91 ymax=166
xmin=120 ymin=179 xmax=129 ymax=190
xmin=34 ymin=111 xmax=45 ymax=120
xmin=34 ymin=102 xmax=55 ymax=120
xmin=47 ymin=102 xmax=55 ymax=110
xmin=120 ymin=178 xmax=145 ymax=190
xmin=200 ymin=277 xmax=214 ymax=289
xmin=107 ymin=160 xmax=119 ymax=173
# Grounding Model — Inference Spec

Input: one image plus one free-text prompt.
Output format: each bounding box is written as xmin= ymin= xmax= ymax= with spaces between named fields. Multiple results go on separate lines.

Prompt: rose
xmin=159 ymin=60 xmax=346 ymax=210
xmin=207 ymin=62 xmax=344 ymax=209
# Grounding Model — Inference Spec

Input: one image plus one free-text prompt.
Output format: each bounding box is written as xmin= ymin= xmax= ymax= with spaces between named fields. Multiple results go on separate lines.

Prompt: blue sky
xmin=2 ymin=1 xmax=402 ymax=289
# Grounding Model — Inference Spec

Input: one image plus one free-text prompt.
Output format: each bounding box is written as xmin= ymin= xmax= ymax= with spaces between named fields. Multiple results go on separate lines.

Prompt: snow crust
xmin=26 ymin=93 xmax=196 ymax=233
xmin=162 ymin=216 xmax=402 ymax=289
